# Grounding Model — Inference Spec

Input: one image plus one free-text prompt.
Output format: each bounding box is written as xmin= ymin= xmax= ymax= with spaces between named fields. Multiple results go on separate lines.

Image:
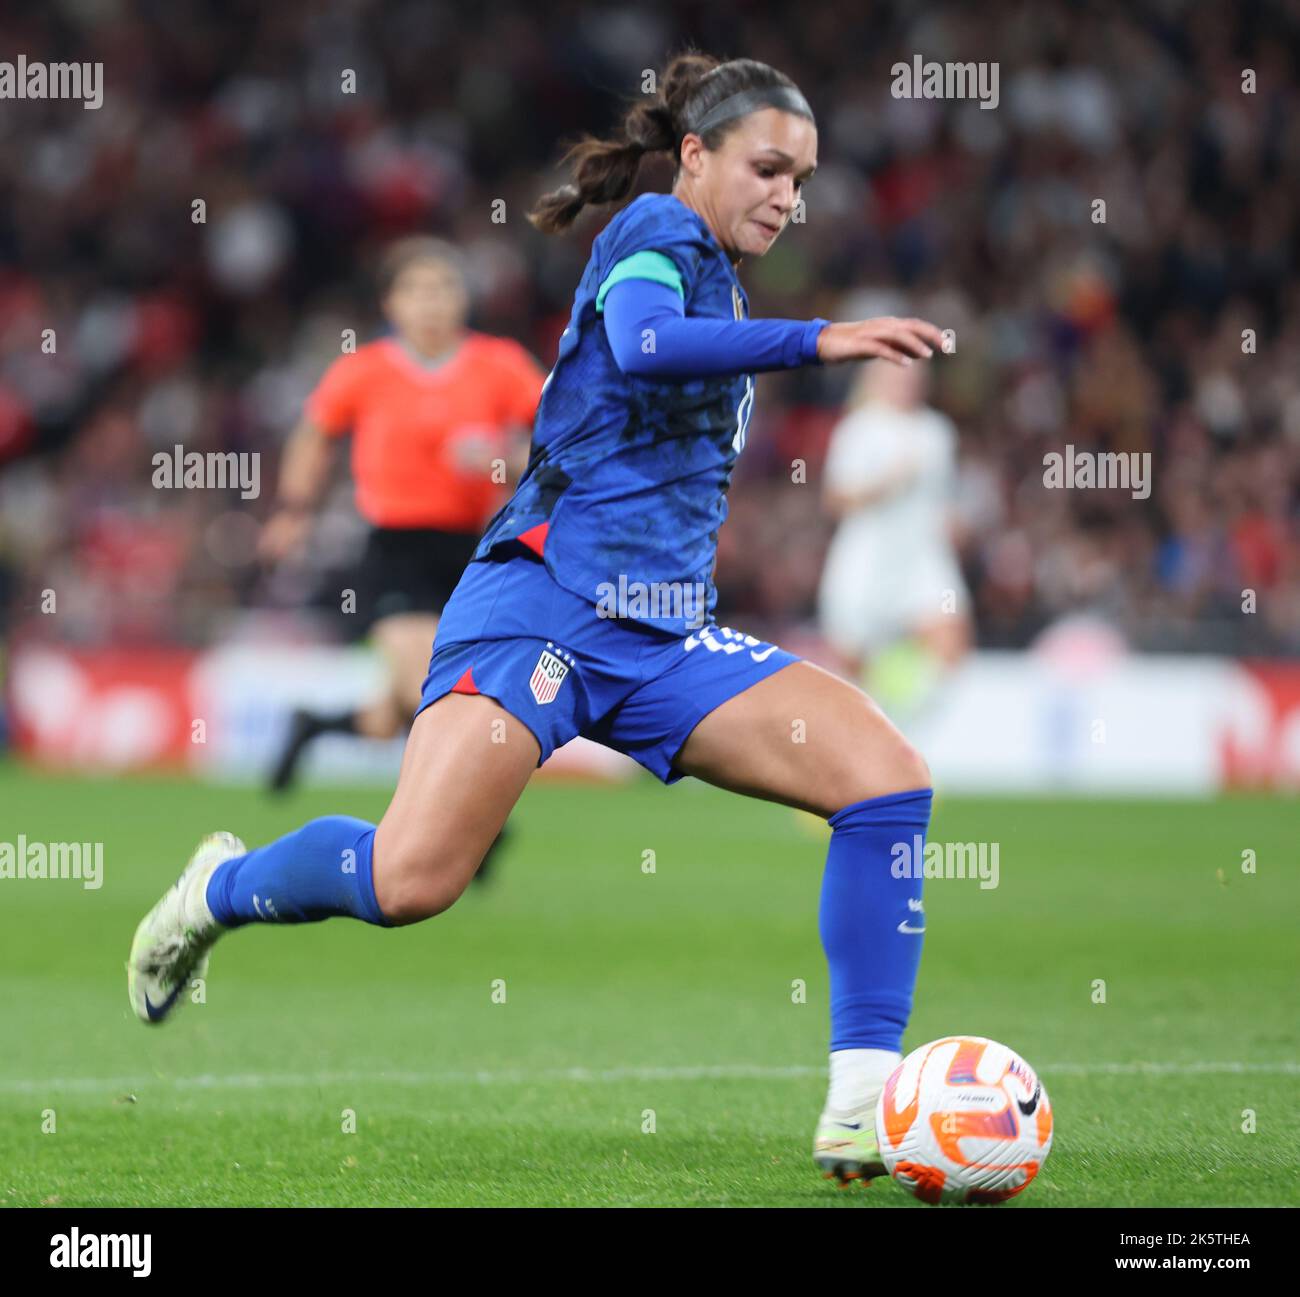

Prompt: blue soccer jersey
xmin=472 ymin=192 xmax=757 ymax=634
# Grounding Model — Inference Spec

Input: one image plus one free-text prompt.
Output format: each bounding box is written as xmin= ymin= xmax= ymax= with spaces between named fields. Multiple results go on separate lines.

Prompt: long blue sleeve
xmin=603 ymin=277 xmax=829 ymax=379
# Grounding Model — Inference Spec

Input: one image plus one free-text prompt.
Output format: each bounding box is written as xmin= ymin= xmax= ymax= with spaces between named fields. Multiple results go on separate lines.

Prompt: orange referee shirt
xmin=306 ymin=333 xmax=545 ymax=531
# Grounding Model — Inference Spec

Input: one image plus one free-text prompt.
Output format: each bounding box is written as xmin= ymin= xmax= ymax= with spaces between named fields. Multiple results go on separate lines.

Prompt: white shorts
xmin=818 ymin=546 xmax=969 ymax=658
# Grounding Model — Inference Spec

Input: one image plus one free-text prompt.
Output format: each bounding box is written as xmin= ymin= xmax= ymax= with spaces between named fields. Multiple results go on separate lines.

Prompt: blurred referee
xmin=258 ymin=237 xmax=545 ymax=875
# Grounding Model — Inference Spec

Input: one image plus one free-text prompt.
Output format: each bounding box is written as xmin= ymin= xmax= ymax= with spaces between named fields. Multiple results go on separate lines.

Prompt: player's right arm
xmin=258 ymin=414 xmax=339 ymax=564
xmin=823 ymin=452 xmax=919 ymax=518
xmin=258 ymin=352 xmax=361 ymax=565
xmin=821 ymin=410 xmax=918 ymax=520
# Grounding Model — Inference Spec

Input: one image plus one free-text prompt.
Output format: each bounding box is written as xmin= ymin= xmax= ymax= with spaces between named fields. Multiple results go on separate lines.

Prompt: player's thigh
xmin=374 ymin=691 xmax=538 ymax=922
xmin=370 ymin=612 xmax=441 ymax=693
xmin=673 ymin=659 xmax=930 ymax=818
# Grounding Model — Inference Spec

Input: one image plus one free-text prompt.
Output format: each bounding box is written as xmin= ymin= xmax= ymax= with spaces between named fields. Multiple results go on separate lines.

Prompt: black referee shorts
xmin=350 ymin=526 xmax=480 ymax=636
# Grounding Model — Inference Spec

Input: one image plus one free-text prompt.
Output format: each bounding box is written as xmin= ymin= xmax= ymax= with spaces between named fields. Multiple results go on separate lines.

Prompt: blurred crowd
xmin=0 ymin=0 xmax=1297 ymax=655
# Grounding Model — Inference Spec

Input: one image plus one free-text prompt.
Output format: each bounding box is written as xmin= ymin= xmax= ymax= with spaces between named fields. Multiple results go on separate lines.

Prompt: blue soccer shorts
xmin=415 ymin=554 xmax=800 ymax=783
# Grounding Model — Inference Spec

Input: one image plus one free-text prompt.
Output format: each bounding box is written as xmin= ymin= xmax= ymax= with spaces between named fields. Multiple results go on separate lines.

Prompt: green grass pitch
xmin=1 ymin=761 xmax=1295 ymax=1207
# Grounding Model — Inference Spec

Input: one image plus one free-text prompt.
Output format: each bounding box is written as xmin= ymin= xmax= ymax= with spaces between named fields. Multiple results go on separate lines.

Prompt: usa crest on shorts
xmin=529 ymin=642 xmax=572 ymax=705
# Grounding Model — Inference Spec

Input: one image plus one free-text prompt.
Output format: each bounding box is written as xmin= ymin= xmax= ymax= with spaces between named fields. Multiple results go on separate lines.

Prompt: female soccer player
xmin=127 ymin=52 xmax=946 ymax=1190
xmin=261 ymin=237 xmax=544 ymax=791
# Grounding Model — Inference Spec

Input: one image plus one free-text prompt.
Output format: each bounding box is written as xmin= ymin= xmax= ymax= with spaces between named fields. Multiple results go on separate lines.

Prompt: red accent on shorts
xmin=451 ymin=666 xmax=479 ymax=695
xmin=516 ymin=522 xmax=549 ymax=557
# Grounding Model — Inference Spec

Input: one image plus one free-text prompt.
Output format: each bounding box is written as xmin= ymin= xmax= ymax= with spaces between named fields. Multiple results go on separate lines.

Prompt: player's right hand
xmin=258 ymin=507 xmax=312 ymax=565
xmin=816 ymin=317 xmax=945 ymax=366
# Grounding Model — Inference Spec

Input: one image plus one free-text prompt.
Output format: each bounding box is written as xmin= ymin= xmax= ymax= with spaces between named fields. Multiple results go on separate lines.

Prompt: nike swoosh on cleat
xmin=897 ymin=921 xmax=925 ymax=934
xmin=143 ymin=984 xmax=183 ymax=1022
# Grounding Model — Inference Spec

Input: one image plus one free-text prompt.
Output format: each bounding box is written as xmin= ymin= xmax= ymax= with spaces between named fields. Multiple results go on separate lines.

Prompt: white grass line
xmin=1 ymin=1060 xmax=1297 ymax=1095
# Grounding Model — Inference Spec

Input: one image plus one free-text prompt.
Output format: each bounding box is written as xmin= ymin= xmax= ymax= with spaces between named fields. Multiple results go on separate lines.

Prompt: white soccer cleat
xmin=126 ymin=831 xmax=245 ymax=1025
xmin=813 ymin=1102 xmax=888 ymax=1188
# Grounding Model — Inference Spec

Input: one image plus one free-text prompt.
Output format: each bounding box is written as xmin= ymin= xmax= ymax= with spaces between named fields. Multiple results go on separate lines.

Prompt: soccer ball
xmin=874 ymin=1035 xmax=1053 ymax=1204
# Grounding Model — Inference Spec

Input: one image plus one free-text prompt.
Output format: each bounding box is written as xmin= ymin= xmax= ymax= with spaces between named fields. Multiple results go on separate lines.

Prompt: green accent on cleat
xmin=813 ymin=1112 xmax=887 ymax=1185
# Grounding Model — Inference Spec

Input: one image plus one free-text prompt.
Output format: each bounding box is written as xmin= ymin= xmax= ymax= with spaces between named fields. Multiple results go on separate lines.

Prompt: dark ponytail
xmin=529 ymin=51 xmax=810 ymax=234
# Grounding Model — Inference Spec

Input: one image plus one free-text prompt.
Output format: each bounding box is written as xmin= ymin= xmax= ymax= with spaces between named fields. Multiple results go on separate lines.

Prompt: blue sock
xmin=819 ymin=787 xmax=932 ymax=1052
xmin=206 ymin=816 xmax=391 ymax=928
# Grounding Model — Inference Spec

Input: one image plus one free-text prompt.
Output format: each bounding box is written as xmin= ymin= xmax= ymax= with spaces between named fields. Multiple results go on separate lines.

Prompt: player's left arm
xmin=602 ymin=275 xmax=827 ymax=378
xmin=444 ymin=340 xmax=542 ymax=483
xmin=495 ymin=339 xmax=547 ymax=483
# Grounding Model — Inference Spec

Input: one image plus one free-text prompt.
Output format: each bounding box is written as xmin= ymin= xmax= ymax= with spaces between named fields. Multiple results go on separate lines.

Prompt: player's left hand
xmin=449 ymin=430 xmax=500 ymax=475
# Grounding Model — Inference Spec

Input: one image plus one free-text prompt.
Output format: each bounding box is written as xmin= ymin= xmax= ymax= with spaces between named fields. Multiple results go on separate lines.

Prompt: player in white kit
xmin=817 ymin=359 xmax=972 ymax=717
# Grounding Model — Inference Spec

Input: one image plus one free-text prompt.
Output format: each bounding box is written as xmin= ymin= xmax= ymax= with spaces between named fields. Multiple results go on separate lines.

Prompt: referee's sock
xmin=300 ymin=708 xmax=360 ymax=738
xmin=269 ymin=708 xmax=358 ymax=793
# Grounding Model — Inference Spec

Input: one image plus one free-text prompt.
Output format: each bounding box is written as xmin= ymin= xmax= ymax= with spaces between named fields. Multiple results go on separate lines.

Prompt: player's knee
xmin=372 ymin=834 xmax=473 ymax=924
xmin=892 ymin=737 xmax=931 ymax=793
xmin=840 ymin=731 xmax=931 ymax=808
xmin=378 ymin=871 xmax=466 ymax=925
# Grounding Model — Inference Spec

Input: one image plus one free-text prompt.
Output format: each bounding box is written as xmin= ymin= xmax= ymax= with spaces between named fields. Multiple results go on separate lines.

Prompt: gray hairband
xmin=687 ymin=84 xmax=814 ymax=137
